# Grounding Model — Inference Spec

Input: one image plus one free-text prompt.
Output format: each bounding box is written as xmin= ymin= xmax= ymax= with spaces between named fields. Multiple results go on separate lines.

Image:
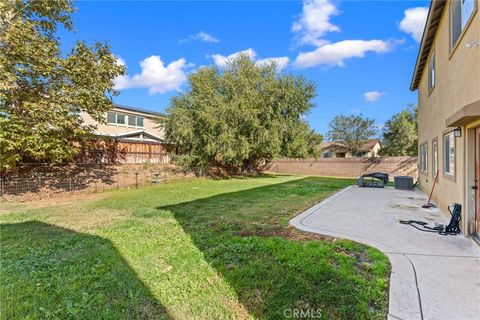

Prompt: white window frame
xmin=443 ymin=131 xmax=456 ymax=176
xmin=127 ymin=115 xmax=145 ymax=128
xmin=432 ymin=139 xmax=438 ymax=177
xmin=116 ymin=113 xmax=125 ymax=125
xmin=107 ymin=111 xmax=116 ymax=124
xmin=106 ymin=112 xmax=126 ymax=126
xmin=136 ymin=116 xmax=144 ymax=127
xmin=450 ymin=0 xmax=476 ymax=50
xmin=420 ymin=143 xmax=428 ymax=173
xmin=428 ymin=50 xmax=435 ymax=92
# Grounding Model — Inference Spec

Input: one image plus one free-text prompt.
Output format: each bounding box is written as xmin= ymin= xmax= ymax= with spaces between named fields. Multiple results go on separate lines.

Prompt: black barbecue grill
xmin=357 ymin=172 xmax=389 ymax=188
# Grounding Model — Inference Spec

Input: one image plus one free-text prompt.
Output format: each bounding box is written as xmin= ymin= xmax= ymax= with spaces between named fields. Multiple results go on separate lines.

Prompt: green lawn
xmin=0 ymin=175 xmax=390 ymax=319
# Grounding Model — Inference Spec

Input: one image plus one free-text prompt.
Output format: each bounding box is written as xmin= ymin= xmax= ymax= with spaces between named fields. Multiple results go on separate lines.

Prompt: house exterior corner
xmin=412 ymin=0 xmax=480 ymax=237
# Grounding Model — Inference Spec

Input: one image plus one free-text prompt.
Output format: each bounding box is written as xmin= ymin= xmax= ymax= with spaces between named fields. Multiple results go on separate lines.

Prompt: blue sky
xmin=61 ymin=0 xmax=430 ymax=135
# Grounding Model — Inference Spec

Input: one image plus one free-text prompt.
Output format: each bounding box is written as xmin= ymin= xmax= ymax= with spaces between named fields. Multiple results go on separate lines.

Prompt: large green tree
xmin=380 ymin=106 xmax=418 ymax=156
xmin=0 ymin=0 xmax=124 ymax=171
xmin=165 ymin=54 xmax=320 ymax=175
xmin=327 ymin=114 xmax=377 ymax=155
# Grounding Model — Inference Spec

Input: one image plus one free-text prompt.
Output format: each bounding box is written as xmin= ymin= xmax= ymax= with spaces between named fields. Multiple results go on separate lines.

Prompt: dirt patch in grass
xmin=237 ymin=225 xmax=335 ymax=242
xmin=220 ymin=291 xmax=251 ymax=320
xmin=52 ymin=208 xmax=128 ymax=231
xmin=1 ymin=191 xmax=110 ymax=210
xmin=0 ymin=192 xmax=126 ymax=231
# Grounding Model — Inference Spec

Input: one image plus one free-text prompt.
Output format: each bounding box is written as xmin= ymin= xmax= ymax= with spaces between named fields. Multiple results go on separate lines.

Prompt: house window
xmin=444 ymin=132 xmax=455 ymax=175
xmin=116 ymin=113 xmax=125 ymax=125
xmin=428 ymin=51 xmax=435 ymax=92
xmin=107 ymin=111 xmax=116 ymax=124
xmin=127 ymin=115 xmax=145 ymax=127
xmin=128 ymin=115 xmax=136 ymax=126
xmin=420 ymin=143 xmax=428 ymax=173
xmin=106 ymin=112 xmax=126 ymax=125
xmin=432 ymin=139 xmax=438 ymax=176
xmin=354 ymin=151 xmax=367 ymax=158
xmin=451 ymin=0 xmax=475 ymax=49
xmin=336 ymin=152 xmax=346 ymax=158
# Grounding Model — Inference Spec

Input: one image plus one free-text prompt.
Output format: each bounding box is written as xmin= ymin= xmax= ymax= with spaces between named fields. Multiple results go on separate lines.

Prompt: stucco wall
xmin=417 ymin=1 xmax=480 ymax=223
xmin=370 ymin=143 xmax=381 ymax=157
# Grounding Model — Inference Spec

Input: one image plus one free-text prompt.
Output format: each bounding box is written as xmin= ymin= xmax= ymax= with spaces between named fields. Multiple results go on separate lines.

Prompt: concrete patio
xmin=291 ymin=186 xmax=480 ymax=320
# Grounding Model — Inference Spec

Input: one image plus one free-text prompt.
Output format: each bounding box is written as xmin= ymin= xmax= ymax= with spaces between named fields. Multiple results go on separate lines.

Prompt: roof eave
xmin=113 ymin=104 xmax=168 ymax=118
xmin=410 ymin=0 xmax=447 ymax=91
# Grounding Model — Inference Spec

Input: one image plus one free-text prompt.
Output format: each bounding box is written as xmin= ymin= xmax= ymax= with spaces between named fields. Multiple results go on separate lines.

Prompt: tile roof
xmin=320 ymin=139 xmax=380 ymax=152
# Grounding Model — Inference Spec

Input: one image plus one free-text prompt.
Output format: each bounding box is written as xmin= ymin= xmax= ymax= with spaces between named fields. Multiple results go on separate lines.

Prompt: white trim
xmin=94 ymin=130 xmax=164 ymax=142
xmin=443 ymin=131 xmax=456 ymax=176
xmin=112 ymin=107 xmax=159 ymax=119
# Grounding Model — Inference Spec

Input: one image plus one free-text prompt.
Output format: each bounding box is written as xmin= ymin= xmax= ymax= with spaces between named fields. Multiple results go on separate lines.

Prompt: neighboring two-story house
xmin=320 ymin=140 xmax=381 ymax=158
xmin=411 ymin=0 xmax=479 ymax=238
xmin=80 ymin=104 xmax=168 ymax=163
xmin=81 ymin=104 xmax=166 ymax=143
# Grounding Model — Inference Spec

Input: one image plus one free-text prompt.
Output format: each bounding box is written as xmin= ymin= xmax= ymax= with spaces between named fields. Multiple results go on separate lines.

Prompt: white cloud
xmin=114 ymin=74 xmax=129 ymax=90
xmin=295 ymin=40 xmax=392 ymax=68
xmin=115 ymin=56 xmax=126 ymax=66
xmin=290 ymin=1 xmax=401 ymax=70
xmin=114 ymin=55 xmax=188 ymax=95
xmin=179 ymin=31 xmax=220 ymax=44
xmin=210 ymin=49 xmax=289 ymax=70
xmin=364 ymin=91 xmax=386 ymax=102
xmin=210 ymin=49 xmax=256 ymax=68
xmin=292 ymin=0 xmax=340 ymax=46
xmin=256 ymin=57 xmax=290 ymax=70
xmin=196 ymin=31 xmax=220 ymax=43
xmin=399 ymin=7 xmax=428 ymax=42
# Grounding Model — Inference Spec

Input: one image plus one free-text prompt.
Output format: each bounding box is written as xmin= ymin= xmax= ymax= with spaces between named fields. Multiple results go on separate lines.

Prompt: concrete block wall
xmin=267 ymin=157 xmax=418 ymax=179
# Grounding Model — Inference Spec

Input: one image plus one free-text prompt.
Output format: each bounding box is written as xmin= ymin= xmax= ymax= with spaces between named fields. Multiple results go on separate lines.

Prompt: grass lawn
xmin=0 ymin=175 xmax=390 ymax=319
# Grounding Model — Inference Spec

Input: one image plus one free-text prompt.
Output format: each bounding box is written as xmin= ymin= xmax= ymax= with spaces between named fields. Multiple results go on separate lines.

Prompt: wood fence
xmin=116 ymin=141 xmax=170 ymax=164
xmin=75 ymin=139 xmax=170 ymax=164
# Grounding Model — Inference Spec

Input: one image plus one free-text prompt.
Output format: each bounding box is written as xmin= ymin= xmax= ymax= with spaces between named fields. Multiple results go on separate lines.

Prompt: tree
xmin=0 ymin=0 xmax=125 ymax=171
xmin=165 ymin=54 xmax=320 ymax=175
xmin=380 ymin=106 xmax=418 ymax=156
xmin=327 ymin=114 xmax=377 ymax=155
xmin=305 ymin=129 xmax=324 ymax=160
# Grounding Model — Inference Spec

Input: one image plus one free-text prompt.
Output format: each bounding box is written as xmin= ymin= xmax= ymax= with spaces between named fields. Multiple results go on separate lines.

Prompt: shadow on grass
xmin=155 ymin=177 xmax=388 ymax=319
xmin=0 ymin=221 xmax=169 ymax=319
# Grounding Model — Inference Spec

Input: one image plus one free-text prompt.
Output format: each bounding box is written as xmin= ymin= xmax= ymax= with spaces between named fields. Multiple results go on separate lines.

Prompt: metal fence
xmin=0 ymin=169 xmax=188 ymax=201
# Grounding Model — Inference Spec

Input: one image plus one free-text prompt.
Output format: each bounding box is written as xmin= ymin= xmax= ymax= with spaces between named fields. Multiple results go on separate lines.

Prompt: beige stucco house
xmin=320 ymin=140 xmax=381 ymax=158
xmin=81 ymin=104 xmax=166 ymax=143
xmin=411 ymin=0 xmax=479 ymax=238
